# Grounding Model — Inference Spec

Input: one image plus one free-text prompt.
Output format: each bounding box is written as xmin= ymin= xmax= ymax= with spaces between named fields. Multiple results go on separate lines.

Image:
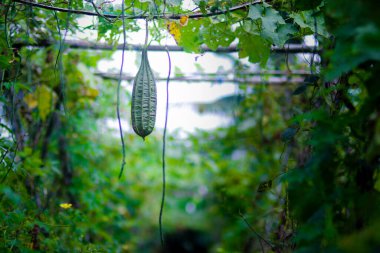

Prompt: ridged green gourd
xmin=131 ymin=48 xmax=157 ymax=139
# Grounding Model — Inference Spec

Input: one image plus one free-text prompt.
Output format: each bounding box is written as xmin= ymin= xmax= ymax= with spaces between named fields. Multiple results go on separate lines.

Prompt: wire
xmin=159 ymin=45 xmax=171 ymax=249
xmin=117 ymin=0 xmax=127 ymax=179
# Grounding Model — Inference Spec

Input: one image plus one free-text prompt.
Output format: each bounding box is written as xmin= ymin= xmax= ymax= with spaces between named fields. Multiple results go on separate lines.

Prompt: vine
xmin=1 ymin=0 xmax=379 ymax=252
xmin=159 ymin=45 xmax=171 ymax=248
xmin=117 ymin=0 xmax=127 ymax=178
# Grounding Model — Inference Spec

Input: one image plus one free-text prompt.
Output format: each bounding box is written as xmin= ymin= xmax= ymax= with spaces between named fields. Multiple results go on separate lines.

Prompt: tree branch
xmin=14 ymin=0 xmax=261 ymax=20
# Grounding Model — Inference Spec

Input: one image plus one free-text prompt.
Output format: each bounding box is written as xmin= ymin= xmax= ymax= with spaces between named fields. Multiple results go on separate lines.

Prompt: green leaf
xmin=247 ymin=5 xmax=293 ymax=46
xmin=275 ymin=24 xmax=298 ymax=47
xmin=174 ymin=66 xmax=184 ymax=77
xmin=202 ymin=22 xmax=235 ymax=50
xmin=0 ymin=55 xmax=10 ymax=69
xmin=198 ymin=0 xmax=207 ymax=14
xmin=325 ymin=23 xmax=380 ymax=80
xmin=179 ymin=19 xmax=203 ymax=53
xmin=262 ymin=7 xmax=286 ymax=28
xmin=0 ymin=187 xmax=21 ymax=205
xmin=14 ymin=82 xmax=32 ymax=93
xmin=248 ymin=5 xmax=263 ymax=20
xmin=261 ymin=11 xmax=285 ymax=43
xmin=237 ymin=29 xmax=270 ymax=66
xmin=3 ymin=82 xmax=12 ymax=90
xmin=290 ymin=11 xmax=329 ymax=38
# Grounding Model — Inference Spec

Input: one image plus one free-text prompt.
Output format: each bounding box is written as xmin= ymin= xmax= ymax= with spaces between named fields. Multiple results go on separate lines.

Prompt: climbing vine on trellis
xmin=1 ymin=0 xmax=380 ymax=252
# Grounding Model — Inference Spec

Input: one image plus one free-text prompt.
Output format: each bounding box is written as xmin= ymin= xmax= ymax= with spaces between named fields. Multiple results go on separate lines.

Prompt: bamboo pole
xmin=13 ymin=39 xmax=320 ymax=54
xmin=96 ymin=72 xmax=306 ymax=85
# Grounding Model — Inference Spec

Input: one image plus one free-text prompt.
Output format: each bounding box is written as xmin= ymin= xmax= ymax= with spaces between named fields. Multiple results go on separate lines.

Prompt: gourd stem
xmin=144 ymin=19 xmax=148 ymax=49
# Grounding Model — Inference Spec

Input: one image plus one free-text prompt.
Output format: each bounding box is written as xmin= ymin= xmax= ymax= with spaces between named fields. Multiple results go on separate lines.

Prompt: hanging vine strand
xmin=159 ymin=45 xmax=171 ymax=249
xmin=117 ymin=0 xmax=127 ymax=178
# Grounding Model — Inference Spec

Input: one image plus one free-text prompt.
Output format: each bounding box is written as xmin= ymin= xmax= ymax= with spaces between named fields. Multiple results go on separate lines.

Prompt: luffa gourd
xmin=131 ymin=23 xmax=156 ymax=139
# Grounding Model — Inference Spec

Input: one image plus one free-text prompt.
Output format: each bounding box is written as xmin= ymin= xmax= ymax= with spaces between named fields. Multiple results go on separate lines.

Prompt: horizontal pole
xmin=187 ymin=70 xmax=311 ymax=76
xmin=95 ymin=72 xmax=306 ymax=85
xmin=13 ymin=39 xmax=320 ymax=54
xmin=14 ymin=0 xmax=261 ymax=20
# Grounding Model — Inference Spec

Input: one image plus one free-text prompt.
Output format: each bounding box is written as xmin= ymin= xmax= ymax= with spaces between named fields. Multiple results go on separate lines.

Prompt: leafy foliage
xmin=0 ymin=0 xmax=379 ymax=252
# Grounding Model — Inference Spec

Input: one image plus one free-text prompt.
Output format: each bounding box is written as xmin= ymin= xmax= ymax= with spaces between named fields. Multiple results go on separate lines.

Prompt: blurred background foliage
xmin=1 ymin=0 xmax=380 ymax=252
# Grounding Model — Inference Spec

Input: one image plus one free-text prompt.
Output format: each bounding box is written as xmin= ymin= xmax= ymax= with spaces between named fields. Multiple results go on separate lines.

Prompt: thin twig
xmin=117 ymin=0 xmax=127 ymax=179
xmin=88 ymin=0 xmax=122 ymax=23
xmin=53 ymin=10 xmax=61 ymax=71
xmin=159 ymin=45 xmax=171 ymax=250
xmin=1 ymin=142 xmax=19 ymax=183
xmin=0 ymin=146 xmax=10 ymax=165
xmin=53 ymin=11 xmax=67 ymax=114
xmin=238 ymin=211 xmax=273 ymax=252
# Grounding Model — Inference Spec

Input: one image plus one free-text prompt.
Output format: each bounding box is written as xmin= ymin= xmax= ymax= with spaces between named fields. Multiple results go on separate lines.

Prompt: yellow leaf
xmin=179 ymin=16 xmax=189 ymax=26
xmin=59 ymin=203 xmax=72 ymax=209
xmin=167 ymin=21 xmax=181 ymax=45
xmin=36 ymin=85 xmax=57 ymax=121
xmin=24 ymin=93 xmax=38 ymax=109
xmin=81 ymin=86 xmax=99 ymax=99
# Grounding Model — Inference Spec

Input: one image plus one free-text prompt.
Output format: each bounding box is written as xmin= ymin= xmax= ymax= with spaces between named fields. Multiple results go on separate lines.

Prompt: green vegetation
xmin=1 ymin=0 xmax=379 ymax=252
